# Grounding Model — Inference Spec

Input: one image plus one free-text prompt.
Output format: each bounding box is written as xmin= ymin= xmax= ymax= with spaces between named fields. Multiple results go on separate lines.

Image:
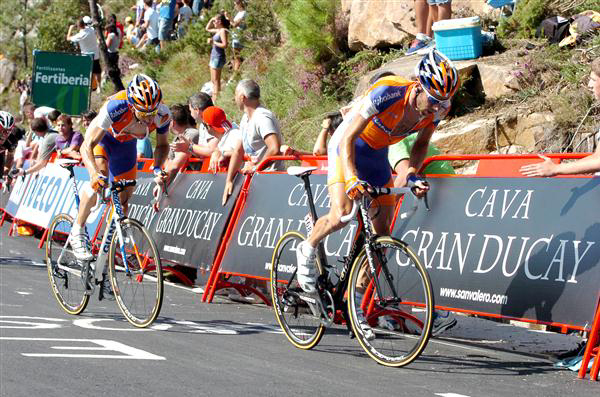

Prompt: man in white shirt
xmin=137 ymin=0 xmax=160 ymax=51
xmin=67 ymin=16 xmax=101 ymax=91
xmin=221 ymin=79 xmax=285 ymax=205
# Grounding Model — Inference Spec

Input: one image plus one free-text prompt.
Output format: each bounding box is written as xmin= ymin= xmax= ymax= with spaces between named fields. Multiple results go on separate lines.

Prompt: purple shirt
xmin=55 ymin=131 xmax=84 ymax=150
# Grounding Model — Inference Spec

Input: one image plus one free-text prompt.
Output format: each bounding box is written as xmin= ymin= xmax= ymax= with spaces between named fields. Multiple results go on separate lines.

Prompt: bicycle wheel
xmin=270 ymin=231 xmax=325 ymax=349
xmin=108 ymin=218 xmax=163 ymax=328
xmin=46 ymin=213 xmax=90 ymax=315
xmin=347 ymin=236 xmax=434 ymax=367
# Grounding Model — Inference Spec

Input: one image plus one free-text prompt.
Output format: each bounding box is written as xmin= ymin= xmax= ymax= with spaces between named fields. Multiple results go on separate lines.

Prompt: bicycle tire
xmin=108 ymin=218 xmax=163 ymax=328
xmin=347 ymin=236 xmax=434 ymax=367
xmin=45 ymin=213 xmax=90 ymax=315
xmin=270 ymin=231 xmax=325 ymax=349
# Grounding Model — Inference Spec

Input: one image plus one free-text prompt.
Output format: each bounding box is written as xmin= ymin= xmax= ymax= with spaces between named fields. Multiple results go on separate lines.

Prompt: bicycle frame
xmin=296 ymin=172 xmax=420 ymax=327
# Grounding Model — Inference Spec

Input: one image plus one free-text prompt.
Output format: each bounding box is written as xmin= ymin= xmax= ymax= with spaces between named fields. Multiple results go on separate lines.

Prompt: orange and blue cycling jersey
xmin=92 ymin=90 xmax=171 ymax=180
xmin=328 ymin=77 xmax=437 ymax=202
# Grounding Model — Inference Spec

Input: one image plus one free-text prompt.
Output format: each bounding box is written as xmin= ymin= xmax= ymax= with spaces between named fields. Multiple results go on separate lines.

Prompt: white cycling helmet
xmin=0 ymin=111 xmax=15 ymax=130
xmin=126 ymin=74 xmax=162 ymax=113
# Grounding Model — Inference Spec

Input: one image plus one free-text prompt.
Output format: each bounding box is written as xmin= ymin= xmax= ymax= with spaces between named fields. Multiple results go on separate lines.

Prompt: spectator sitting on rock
xmin=55 ymin=115 xmax=83 ymax=161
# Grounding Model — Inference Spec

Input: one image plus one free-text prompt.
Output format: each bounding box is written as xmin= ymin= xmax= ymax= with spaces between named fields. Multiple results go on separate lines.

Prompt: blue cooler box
xmin=433 ymin=16 xmax=482 ymax=61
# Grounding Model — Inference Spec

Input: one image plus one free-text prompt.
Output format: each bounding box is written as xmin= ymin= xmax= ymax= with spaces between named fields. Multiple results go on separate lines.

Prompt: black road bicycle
xmin=270 ymin=166 xmax=434 ymax=367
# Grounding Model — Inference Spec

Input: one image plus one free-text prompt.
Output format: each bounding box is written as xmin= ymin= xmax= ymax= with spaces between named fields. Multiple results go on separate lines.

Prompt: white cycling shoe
xmin=71 ymin=233 xmax=93 ymax=261
xmin=296 ymin=240 xmax=317 ymax=294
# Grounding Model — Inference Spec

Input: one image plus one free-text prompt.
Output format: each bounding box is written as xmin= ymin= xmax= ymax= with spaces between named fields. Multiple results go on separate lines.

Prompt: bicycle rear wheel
xmin=108 ymin=218 xmax=163 ymax=328
xmin=45 ymin=214 xmax=90 ymax=315
xmin=347 ymin=236 xmax=434 ymax=367
xmin=270 ymin=231 xmax=325 ymax=349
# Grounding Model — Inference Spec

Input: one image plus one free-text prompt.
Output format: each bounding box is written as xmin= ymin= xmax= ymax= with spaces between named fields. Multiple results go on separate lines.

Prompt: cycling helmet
xmin=126 ymin=74 xmax=162 ymax=113
xmin=415 ymin=49 xmax=460 ymax=100
xmin=0 ymin=111 xmax=15 ymax=130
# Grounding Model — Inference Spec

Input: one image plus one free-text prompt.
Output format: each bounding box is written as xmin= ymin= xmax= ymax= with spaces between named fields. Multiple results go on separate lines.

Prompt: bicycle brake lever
xmin=424 ymin=191 xmax=430 ymax=211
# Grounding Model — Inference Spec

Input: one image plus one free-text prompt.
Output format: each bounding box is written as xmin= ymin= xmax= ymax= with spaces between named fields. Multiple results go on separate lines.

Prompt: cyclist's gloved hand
xmin=406 ymin=174 xmax=429 ymax=197
xmin=345 ymin=175 xmax=369 ymax=200
xmin=91 ymin=174 xmax=108 ymax=193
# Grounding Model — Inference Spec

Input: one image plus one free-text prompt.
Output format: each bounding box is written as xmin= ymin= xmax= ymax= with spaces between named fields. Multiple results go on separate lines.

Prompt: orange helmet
xmin=415 ymin=49 xmax=460 ymax=100
xmin=126 ymin=74 xmax=162 ymax=112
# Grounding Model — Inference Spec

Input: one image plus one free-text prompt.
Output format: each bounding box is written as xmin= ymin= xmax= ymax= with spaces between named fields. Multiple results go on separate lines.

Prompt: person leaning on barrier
xmin=521 ymin=57 xmax=600 ymax=177
xmin=221 ymin=79 xmax=285 ymax=205
xmin=170 ymin=92 xmax=217 ymax=159
xmin=202 ymin=106 xmax=242 ymax=171
xmin=11 ymin=117 xmax=58 ymax=177
xmin=162 ymin=103 xmax=204 ymax=187
xmin=55 ymin=115 xmax=83 ymax=161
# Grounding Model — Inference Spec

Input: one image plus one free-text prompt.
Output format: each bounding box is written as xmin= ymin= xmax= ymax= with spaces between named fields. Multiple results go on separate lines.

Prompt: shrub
xmin=497 ymin=0 xmax=551 ymax=39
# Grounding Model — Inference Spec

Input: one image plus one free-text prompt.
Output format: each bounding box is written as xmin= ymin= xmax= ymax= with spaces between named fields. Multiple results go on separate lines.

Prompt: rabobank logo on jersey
xmin=370 ymin=85 xmax=407 ymax=113
xmin=108 ymin=101 xmax=129 ymax=120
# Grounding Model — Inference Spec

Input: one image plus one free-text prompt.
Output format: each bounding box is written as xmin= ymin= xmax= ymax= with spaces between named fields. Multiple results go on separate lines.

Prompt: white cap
xmin=82 ymin=16 xmax=92 ymax=25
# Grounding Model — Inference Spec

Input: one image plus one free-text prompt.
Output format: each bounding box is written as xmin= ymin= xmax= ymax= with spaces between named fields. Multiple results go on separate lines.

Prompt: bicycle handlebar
xmin=340 ymin=186 xmax=423 ymax=224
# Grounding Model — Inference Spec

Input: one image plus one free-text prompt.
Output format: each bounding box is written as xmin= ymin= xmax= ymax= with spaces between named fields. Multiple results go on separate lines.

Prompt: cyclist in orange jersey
xmin=70 ymin=74 xmax=171 ymax=261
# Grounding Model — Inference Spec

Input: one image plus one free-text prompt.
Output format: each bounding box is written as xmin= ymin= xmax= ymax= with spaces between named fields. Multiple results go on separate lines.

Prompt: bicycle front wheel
xmin=46 ymin=213 xmax=90 ymax=315
xmin=347 ymin=236 xmax=434 ymax=367
xmin=108 ymin=218 xmax=163 ymax=328
xmin=270 ymin=231 xmax=325 ymax=349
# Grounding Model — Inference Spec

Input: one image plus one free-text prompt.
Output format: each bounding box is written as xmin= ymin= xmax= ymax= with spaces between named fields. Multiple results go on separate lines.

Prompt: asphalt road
xmin=0 ymin=224 xmax=597 ymax=397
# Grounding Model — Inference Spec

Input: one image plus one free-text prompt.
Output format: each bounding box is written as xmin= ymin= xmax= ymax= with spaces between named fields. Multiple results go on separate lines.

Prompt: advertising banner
xmin=127 ymin=172 xmax=243 ymax=279
xmin=31 ymin=51 xmax=92 ymax=115
xmin=392 ymin=176 xmax=600 ymax=328
xmin=3 ymin=175 xmax=29 ymax=216
xmin=220 ymin=173 xmax=359 ymax=280
xmin=13 ymin=164 xmax=103 ymax=232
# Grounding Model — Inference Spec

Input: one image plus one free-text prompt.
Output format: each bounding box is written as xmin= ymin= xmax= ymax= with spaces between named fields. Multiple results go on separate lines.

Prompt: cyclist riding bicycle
xmin=1 ymin=111 xmax=26 ymax=184
xmin=295 ymin=49 xmax=460 ymax=335
xmin=70 ymin=74 xmax=171 ymax=262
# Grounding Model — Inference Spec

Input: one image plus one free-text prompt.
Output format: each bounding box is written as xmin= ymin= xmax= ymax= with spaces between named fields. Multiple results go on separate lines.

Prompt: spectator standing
xmin=159 ymin=0 xmax=177 ymax=50
xmin=67 ymin=17 xmax=101 ymax=91
xmin=206 ymin=13 xmax=230 ymax=101
xmin=137 ymin=0 xmax=160 ymax=52
xmin=105 ymin=22 xmax=122 ymax=82
xmin=407 ymin=0 xmax=452 ymax=55
xmin=178 ymin=0 xmax=194 ymax=38
xmin=230 ymin=0 xmax=247 ymax=72
xmin=55 ymin=115 xmax=83 ymax=161
xmin=221 ymin=79 xmax=284 ymax=205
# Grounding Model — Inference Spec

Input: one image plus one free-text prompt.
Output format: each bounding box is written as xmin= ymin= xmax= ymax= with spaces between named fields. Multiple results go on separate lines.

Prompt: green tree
xmin=0 ymin=0 xmax=49 ymax=67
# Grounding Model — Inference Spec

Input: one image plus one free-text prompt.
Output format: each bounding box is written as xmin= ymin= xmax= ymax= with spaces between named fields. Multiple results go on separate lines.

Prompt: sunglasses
xmin=423 ymin=89 xmax=451 ymax=107
xmin=134 ymin=108 xmax=159 ymax=118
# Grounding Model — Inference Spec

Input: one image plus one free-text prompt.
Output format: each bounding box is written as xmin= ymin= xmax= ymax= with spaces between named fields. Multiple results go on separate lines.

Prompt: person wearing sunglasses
xmin=0 ymin=111 xmax=25 ymax=184
xmin=70 ymin=74 xmax=171 ymax=262
xmin=295 ymin=49 xmax=459 ymax=337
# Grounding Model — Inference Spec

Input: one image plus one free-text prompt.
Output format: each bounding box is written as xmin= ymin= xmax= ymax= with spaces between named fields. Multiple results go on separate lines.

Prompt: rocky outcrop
xmin=347 ymin=0 xmax=416 ymax=51
xmin=432 ymin=112 xmax=557 ymax=154
xmin=346 ymin=0 xmax=495 ymax=51
xmin=0 ymin=57 xmax=16 ymax=94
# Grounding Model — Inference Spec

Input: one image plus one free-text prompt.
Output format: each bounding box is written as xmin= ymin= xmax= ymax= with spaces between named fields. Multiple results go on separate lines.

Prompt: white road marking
xmin=0 ymin=316 xmax=67 ymax=329
xmin=16 ymin=291 xmax=32 ymax=295
xmin=0 ymin=337 xmax=165 ymax=360
xmin=435 ymin=393 xmax=471 ymax=397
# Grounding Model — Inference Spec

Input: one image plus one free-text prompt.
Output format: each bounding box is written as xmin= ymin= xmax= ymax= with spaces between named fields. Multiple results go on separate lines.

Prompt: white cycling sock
xmin=71 ymin=223 xmax=83 ymax=236
xmin=300 ymin=241 xmax=315 ymax=257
